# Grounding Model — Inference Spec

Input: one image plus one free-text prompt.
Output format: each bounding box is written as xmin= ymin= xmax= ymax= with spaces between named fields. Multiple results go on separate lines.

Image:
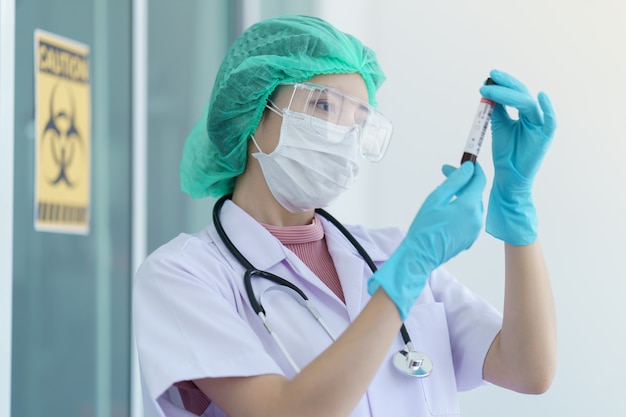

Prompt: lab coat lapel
xmin=282 ymin=247 xmax=349 ymax=305
xmin=322 ymin=219 xmax=371 ymax=321
xmin=209 ymin=199 xmax=287 ymax=271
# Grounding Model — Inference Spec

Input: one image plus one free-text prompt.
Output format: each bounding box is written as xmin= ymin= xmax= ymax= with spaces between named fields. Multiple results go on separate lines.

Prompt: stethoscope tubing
xmin=212 ymin=194 xmax=428 ymax=376
xmin=314 ymin=206 xmax=413 ymax=347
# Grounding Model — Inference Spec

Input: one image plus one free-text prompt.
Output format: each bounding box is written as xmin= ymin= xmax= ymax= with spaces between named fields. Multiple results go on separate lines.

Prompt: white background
xmin=319 ymin=0 xmax=626 ymax=416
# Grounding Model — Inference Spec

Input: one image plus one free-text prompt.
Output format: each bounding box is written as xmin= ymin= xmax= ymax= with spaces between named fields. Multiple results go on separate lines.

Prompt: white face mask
xmin=252 ymin=108 xmax=361 ymax=213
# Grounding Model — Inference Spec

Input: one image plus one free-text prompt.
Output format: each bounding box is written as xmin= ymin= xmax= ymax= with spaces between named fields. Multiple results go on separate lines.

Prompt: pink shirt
xmin=263 ymin=215 xmax=345 ymax=303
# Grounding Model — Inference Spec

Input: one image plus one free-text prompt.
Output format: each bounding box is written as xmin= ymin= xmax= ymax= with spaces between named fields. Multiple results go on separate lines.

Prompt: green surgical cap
xmin=180 ymin=14 xmax=386 ymax=199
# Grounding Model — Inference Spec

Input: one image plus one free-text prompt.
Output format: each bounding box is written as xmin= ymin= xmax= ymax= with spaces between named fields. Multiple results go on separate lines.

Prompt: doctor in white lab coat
xmin=133 ymin=14 xmax=557 ymax=417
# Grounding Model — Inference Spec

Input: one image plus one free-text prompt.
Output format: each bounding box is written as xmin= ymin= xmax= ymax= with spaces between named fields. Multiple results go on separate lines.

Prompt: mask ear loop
xmin=266 ymin=100 xmax=284 ymax=116
xmin=250 ymin=135 xmax=265 ymax=154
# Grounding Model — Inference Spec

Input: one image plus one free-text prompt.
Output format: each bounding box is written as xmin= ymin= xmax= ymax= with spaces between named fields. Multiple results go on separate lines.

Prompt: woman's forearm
xmin=281 ymin=289 xmax=402 ymax=416
xmin=484 ymin=240 xmax=557 ymax=393
xmin=196 ymin=289 xmax=402 ymax=417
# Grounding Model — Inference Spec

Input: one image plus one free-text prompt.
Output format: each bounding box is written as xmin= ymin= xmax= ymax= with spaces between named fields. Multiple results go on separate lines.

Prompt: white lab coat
xmin=133 ymin=199 xmax=502 ymax=417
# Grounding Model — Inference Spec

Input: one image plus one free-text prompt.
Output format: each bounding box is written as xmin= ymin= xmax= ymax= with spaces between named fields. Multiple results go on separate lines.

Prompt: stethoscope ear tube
xmin=315 ymin=208 xmax=377 ymax=272
xmin=244 ymin=269 xmax=265 ymax=315
xmin=247 ymin=269 xmax=311 ymax=315
xmin=213 ymin=194 xmax=253 ymax=269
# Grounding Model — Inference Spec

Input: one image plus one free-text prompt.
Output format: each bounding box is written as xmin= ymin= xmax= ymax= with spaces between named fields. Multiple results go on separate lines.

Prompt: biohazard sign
xmin=34 ymin=30 xmax=91 ymax=234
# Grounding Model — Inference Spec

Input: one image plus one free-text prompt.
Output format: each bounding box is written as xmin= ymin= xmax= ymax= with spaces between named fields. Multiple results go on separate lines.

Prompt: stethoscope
xmin=213 ymin=194 xmax=433 ymax=377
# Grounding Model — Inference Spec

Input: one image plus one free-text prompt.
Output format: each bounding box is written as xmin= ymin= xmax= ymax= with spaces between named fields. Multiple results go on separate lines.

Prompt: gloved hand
xmin=368 ymin=162 xmax=486 ymax=320
xmin=480 ymin=69 xmax=557 ymax=245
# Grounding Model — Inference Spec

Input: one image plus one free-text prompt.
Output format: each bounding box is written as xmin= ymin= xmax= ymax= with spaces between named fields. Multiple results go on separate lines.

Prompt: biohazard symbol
xmin=41 ymin=82 xmax=84 ymax=187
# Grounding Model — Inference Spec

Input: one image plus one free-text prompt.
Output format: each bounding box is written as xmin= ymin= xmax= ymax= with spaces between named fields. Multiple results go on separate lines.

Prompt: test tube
xmin=460 ymin=78 xmax=496 ymax=164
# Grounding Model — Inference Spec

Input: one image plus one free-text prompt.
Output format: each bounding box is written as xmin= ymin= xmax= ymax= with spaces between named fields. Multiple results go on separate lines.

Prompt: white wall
xmin=321 ymin=0 xmax=626 ymax=416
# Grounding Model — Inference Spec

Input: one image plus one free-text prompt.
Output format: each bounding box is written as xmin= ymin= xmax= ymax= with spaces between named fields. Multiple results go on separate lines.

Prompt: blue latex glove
xmin=480 ymin=69 xmax=557 ymax=245
xmin=368 ymin=162 xmax=486 ymax=320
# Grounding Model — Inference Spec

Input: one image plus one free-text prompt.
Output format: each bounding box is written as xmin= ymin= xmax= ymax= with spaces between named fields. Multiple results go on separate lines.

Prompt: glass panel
xmin=147 ymin=0 xmax=231 ymax=251
xmin=11 ymin=0 xmax=132 ymax=416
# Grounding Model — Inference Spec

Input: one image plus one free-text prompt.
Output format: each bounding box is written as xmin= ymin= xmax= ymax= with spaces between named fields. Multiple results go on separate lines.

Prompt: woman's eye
xmin=316 ymin=100 xmax=331 ymax=112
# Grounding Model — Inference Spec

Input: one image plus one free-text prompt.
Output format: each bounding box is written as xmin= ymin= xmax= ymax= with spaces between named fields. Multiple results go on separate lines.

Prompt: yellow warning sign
xmin=34 ymin=30 xmax=91 ymax=234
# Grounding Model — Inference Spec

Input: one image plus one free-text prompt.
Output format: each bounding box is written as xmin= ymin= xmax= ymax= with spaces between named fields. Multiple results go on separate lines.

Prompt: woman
xmin=134 ymin=14 xmax=557 ymax=417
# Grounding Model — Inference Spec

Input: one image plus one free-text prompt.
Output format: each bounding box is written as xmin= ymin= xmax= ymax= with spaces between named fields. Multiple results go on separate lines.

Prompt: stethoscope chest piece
xmin=393 ymin=349 xmax=433 ymax=378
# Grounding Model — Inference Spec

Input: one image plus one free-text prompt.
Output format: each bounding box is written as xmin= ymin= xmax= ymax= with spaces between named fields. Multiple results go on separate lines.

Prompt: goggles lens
xmin=275 ymin=83 xmax=393 ymax=162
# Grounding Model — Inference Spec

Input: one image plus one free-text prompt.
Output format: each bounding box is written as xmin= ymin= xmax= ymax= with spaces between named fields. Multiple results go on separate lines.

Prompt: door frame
xmin=0 ymin=1 xmax=16 ymax=417
xmin=131 ymin=0 xmax=147 ymax=415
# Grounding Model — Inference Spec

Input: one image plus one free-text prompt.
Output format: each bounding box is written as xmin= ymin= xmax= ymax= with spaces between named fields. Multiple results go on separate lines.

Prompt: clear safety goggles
xmin=270 ymin=82 xmax=393 ymax=162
